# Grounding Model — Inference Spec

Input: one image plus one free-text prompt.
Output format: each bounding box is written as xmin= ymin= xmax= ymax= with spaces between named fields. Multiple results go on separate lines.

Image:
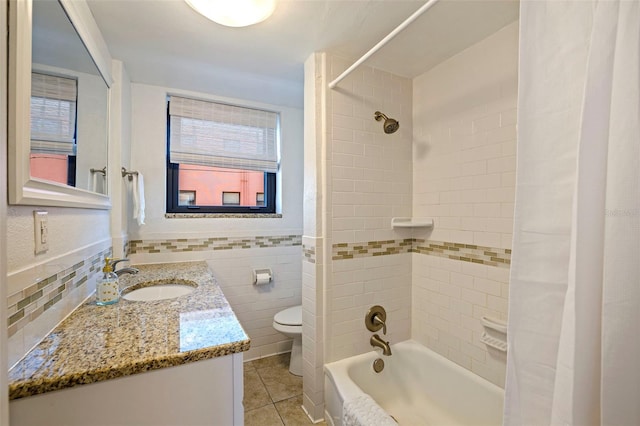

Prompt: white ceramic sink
xmin=122 ymin=283 xmax=195 ymax=302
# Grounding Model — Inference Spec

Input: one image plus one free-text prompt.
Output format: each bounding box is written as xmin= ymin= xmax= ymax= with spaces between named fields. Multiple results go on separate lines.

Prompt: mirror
xmin=8 ymin=0 xmax=113 ymax=209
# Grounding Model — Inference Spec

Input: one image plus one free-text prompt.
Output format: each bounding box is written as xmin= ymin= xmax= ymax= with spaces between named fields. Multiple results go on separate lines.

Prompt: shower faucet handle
xmin=373 ymin=314 xmax=387 ymax=335
xmin=365 ymin=305 xmax=388 ymax=335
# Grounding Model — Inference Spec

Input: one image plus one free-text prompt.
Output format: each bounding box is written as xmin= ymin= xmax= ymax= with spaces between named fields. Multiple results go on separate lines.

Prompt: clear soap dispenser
xmin=96 ymin=257 xmax=119 ymax=305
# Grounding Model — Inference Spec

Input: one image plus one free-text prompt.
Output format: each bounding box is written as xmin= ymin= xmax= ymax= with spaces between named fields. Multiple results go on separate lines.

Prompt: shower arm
xmin=328 ymin=0 xmax=440 ymax=89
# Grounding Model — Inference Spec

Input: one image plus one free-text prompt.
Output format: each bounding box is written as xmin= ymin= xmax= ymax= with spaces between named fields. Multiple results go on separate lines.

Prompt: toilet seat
xmin=274 ymin=305 xmax=302 ymax=326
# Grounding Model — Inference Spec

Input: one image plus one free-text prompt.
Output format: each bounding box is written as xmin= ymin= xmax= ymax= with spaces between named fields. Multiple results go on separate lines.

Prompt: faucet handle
xmin=373 ymin=314 xmax=387 ymax=335
xmin=365 ymin=305 xmax=387 ymax=335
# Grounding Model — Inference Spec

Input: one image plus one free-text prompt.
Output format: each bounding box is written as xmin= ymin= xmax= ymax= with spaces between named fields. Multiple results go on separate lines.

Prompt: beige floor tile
xmin=244 ymin=360 xmax=257 ymax=372
xmin=245 ymin=404 xmax=284 ymax=426
xmin=243 ymin=367 xmax=272 ymax=411
xmin=274 ymin=395 xmax=324 ymax=426
xmin=258 ymin=364 xmax=303 ymax=403
xmin=251 ymin=352 xmax=291 ymax=370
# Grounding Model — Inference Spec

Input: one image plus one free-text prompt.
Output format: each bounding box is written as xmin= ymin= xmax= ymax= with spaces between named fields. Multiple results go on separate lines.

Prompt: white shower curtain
xmin=504 ymin=1 xmax=639 ymax=425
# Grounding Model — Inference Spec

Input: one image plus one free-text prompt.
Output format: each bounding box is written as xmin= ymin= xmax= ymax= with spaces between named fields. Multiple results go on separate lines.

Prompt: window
xmin=222 ymin=192 xmax=241 ymax=205
xmin=166 ymin=96 xmax=278 ymax=213
xmin=178 ymin=190 xmax=196 ymax=206
xmin=29 ymin=72 xmax=78 ymax=186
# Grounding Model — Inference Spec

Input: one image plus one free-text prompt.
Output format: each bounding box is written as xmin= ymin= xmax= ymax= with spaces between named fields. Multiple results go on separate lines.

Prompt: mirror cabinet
xmin=8 ymin=0 xmax=113 ymax=209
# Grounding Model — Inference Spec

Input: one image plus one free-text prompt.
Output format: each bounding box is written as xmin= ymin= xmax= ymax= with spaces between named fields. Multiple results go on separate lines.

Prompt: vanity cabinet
xmin=10 ymin=352 xmax=243 ymax=426
xmin=8 ymin=262 xmax=250 ymax=426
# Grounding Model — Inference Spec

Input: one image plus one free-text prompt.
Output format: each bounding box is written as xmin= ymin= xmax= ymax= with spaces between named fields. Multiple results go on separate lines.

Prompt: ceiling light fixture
xmin=185 ymin=0 xmax=277 ymax=28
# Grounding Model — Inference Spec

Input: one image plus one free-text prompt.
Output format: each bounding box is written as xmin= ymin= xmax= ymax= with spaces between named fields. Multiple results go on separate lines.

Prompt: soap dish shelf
xmin=480 ymin=333 xmax=508 ymax=352
xmin=391 ymin=217 xmax=434 ymax=228
xmin=480 ymin=316 xmax=508 ymax=353
xmin=481 ymin=316 xmax=508 ymax=334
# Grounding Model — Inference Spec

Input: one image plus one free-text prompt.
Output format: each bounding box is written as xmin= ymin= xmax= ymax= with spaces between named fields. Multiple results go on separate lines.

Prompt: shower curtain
xmin=504 ymin=0 xmax=639 ymax=425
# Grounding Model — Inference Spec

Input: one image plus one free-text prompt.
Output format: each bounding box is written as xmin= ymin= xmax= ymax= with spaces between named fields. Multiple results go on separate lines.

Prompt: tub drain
xmin=373 ymin=358 xmax=385 ymax=373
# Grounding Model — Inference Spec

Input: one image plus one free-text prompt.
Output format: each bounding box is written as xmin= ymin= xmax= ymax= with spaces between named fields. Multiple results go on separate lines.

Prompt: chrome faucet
xmin=112 ymin=259 xmax=139 ymax=277
xmin=370 ymin=334 xmax=392 ymax=356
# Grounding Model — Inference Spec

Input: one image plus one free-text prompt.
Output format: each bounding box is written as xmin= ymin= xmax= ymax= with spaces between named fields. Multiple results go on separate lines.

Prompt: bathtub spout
xmin=370 ymin=334 xmax=392 ymax=356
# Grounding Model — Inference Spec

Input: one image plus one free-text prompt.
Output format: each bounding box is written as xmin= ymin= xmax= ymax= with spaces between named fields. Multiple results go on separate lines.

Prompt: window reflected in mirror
xmin=29 ymin=72 xmax=77 ymax=186
xmin=31 ymin=0 xmax=109 ymax=194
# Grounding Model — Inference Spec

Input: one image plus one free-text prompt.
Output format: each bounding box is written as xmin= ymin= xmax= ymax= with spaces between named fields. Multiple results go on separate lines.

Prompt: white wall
xmin=128 ymin=83 xmax=303 ymax=238
xmin=411 ymin=22 xmax=518 ymax=387
xmin=1 ymin=0 xmax=10 ymax=420
xmin=75 ymin=70 xmax=109 ymax=194
xmin=109 ymin=60 xmax=132 ymax=258
xmin=128 ymin=83 xmax=304 ymax=360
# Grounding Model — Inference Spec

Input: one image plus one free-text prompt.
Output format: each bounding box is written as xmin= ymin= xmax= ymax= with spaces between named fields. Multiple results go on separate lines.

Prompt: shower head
xmin=374 ymin=111 xmax=399 ymax=134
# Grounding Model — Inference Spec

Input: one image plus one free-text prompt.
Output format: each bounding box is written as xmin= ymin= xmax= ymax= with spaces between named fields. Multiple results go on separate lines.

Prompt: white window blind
xmin=30 ymin=72 xmax=77 ymax=155
xmin=169 ymin=96 xmax=279 ymax=173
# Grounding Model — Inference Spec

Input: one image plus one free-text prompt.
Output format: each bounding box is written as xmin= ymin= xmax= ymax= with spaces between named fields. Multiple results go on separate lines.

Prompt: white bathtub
xmin=324 ymin=340 xmax=504 ymax=426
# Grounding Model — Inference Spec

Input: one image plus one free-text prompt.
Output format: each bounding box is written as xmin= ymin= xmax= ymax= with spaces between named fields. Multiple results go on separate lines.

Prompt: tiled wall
xmin=411 ymin=22 xmax=518 ymax=387
xmin=7 ymin=249 xmax=110 ymax=336
xmin=301 ymin=53 xmax=325 ymax=422
xmin=128 ymin=235 xmax=302 ymax=361
xmin=413 ymin=254 xmax=510 ymax=386
xmin=301 ymin=237 xmax=324 ymax=421
xmin=325 ymin=54 xmax=414 ymax=363
xmin=301 ymin=52 xmax=415 ymax=420
xmin=7 ymin=241 xmax=112 ymax=367
xmin=413 ymin=240 xmax=511 ymax=268
xmin=330 ymin=252 xmax=412 ymax=361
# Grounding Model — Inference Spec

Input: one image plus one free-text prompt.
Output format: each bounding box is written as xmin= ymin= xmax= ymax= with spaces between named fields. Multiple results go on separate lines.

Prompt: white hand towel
xmin=90 ymin=170 xmax=98 ymax=193
xmin=343 ymin=394 xmax=397 ymax=426
xmin=132 ymin=173 xmax=145 ymax=226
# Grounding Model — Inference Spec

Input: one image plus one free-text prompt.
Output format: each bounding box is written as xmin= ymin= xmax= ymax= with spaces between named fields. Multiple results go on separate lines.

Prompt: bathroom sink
xmin=121 ymin=280 xmax=197 ymax=302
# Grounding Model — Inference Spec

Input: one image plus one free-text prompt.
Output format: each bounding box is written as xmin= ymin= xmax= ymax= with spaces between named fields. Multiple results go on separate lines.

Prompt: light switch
xmin=34 ymin=211 xmax=49 ymax=254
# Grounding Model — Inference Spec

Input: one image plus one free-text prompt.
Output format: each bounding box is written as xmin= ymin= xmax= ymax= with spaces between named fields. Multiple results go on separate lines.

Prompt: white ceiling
xmin=87 ymin=0 xmax=519 ymax=108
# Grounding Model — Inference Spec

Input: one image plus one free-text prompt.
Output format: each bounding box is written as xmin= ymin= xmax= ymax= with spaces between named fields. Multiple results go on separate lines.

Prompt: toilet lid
xmin=274 ymin=305 xmax=302 ymax=326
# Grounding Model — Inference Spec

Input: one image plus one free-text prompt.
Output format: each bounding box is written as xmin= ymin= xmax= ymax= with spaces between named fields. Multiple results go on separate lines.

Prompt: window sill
xmin=165 ymin=213 xmax=282 ymax=219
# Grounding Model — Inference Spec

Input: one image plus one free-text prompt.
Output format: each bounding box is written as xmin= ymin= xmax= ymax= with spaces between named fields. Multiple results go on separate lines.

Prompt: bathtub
xmin=324 ymin=340 xmax=504 ymax=426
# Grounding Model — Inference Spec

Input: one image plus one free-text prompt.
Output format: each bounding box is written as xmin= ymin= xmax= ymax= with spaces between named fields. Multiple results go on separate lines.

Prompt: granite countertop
xmin=8 ymin=261 xmax=250 ymax=400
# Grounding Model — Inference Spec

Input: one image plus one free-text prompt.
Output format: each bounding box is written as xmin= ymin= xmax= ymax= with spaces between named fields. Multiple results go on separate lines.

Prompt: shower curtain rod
xmin=328 ymin=0 xmax=440 ymax=89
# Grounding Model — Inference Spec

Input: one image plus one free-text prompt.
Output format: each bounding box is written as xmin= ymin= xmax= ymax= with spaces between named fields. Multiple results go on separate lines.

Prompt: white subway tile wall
xmin=411 ymin=22 xmax=518 ymax=387
xmin=412 ymin=254 xmax=509 ymax=386
xmin=302 ymin=237 xmax=324 ymax=421
xmin=326 ymin=54 xmax=414 ymax=364
xmin=329 ymin=253 xmax=412 ymax=361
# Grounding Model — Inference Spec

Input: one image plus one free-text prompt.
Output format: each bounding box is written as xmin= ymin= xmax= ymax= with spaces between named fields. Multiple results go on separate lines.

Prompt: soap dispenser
xmin=96 ymin=257 xmax=119 ymax=305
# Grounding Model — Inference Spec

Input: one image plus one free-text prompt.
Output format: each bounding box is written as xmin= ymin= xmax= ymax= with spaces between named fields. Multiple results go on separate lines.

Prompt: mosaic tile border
xmin=413 ymin=239 xmax=511 ymax=267
xmin=303 ymin=244 xmax=316 ymax=264
xmin=7 ymin=248 xmax=112 ymax=338
xmin=332 ymin=239 xmax=511 ymax=268
xmin=129 ymin=235 xmax=302 ymax=254
xmin=332 ymin=239 xmax=414 ymax=260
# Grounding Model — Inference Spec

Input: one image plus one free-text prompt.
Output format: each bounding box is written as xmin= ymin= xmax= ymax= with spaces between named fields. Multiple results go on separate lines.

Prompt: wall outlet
xmin=34 ymin=211 xmax=49 ymax=254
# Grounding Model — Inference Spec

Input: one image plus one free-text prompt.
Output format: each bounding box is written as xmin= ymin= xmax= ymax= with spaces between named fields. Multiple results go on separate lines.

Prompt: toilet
xmin=273 ymin=305 xmax=302 ymax=376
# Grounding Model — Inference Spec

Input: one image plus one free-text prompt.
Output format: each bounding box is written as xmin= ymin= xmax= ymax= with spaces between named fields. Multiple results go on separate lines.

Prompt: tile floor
xmin=244 ymin=352 xmax=327 ymax=426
